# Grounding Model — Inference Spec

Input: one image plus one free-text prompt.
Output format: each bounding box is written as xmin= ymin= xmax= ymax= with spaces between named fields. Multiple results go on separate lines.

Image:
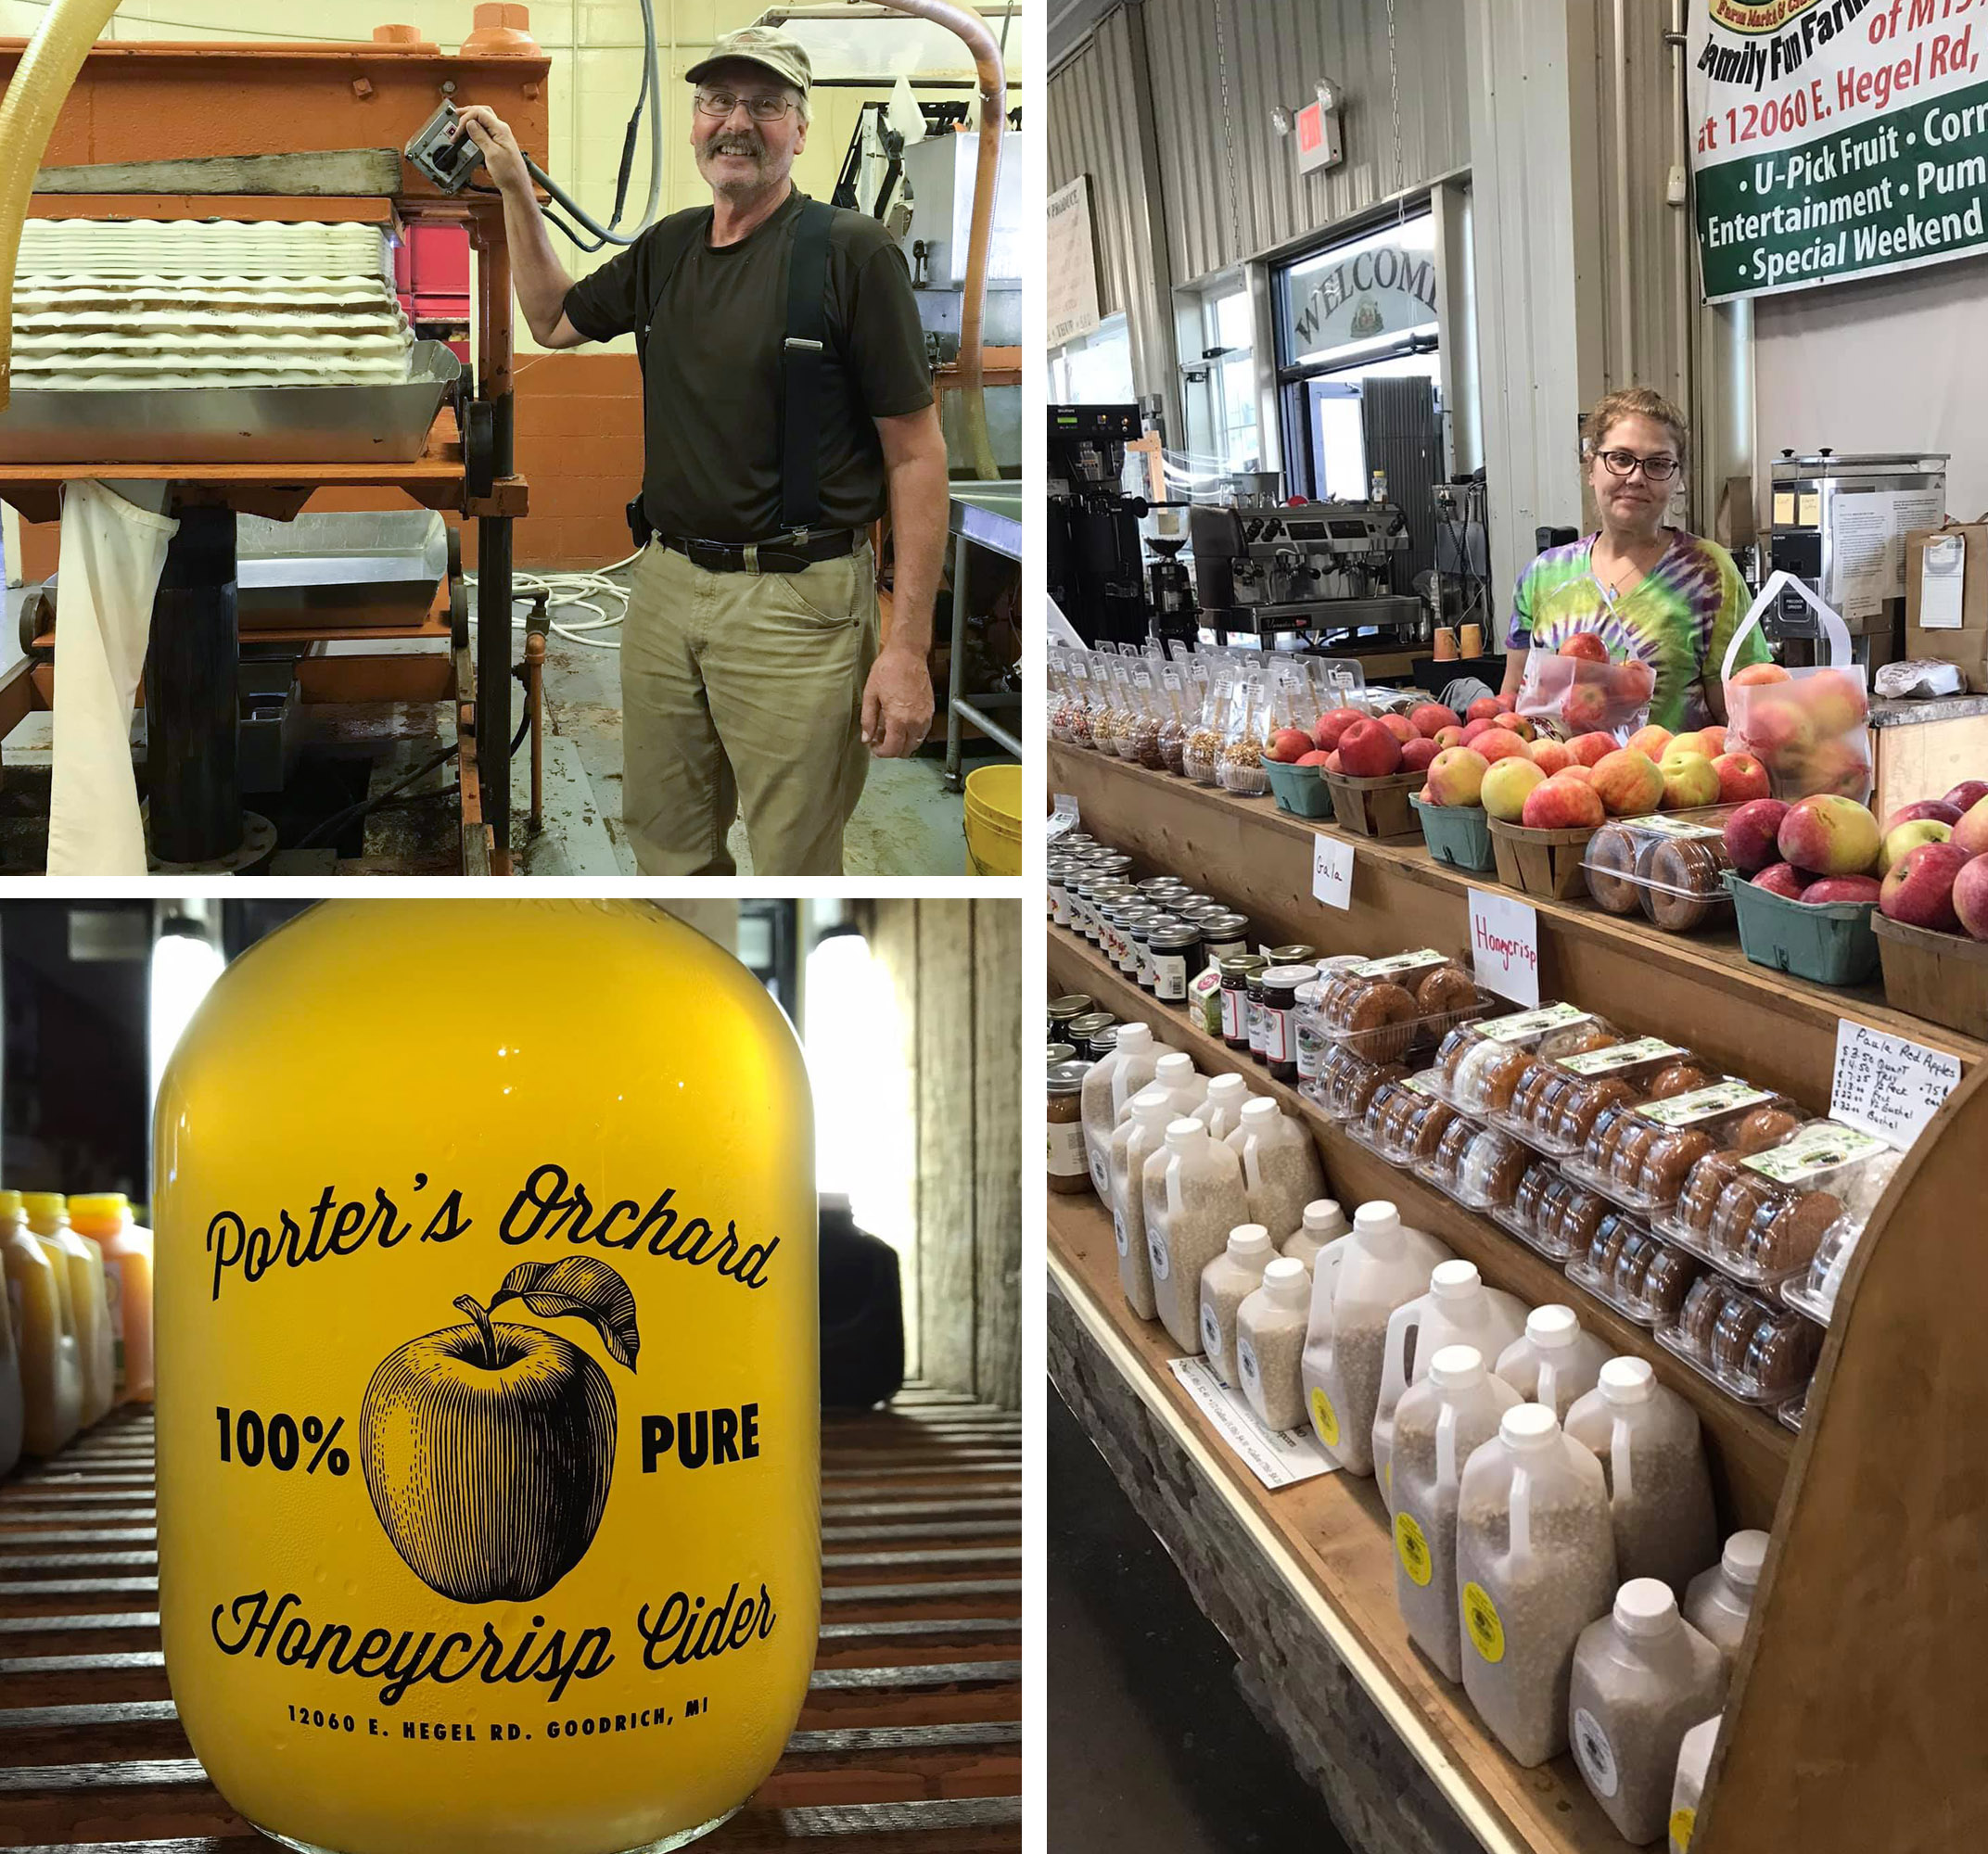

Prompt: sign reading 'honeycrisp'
xmin=1687 ymin=0 xmax=1988 ymax=301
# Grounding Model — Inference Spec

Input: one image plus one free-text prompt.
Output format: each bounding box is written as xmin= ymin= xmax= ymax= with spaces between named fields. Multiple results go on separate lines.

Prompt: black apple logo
xmin=359 ymin=1256 xmax=640 ymax=1604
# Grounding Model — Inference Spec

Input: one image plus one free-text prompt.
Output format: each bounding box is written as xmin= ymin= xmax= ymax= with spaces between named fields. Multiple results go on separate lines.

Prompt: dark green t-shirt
xmin=562 ymin=188 xmax=934 ymax=543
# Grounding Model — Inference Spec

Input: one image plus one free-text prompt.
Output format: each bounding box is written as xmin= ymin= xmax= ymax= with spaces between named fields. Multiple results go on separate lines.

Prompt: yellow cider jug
xmin=155 ymin=901 xmax=820 ymax=1854
xmin=1 ymin=1188 xmax=82 ymax=1457
xmin=26 ymin=1192 xmax=115 ymax=1428
xmin=71 ymin=1192 xmax=156 ymax=1403
xmin=0 ymin=1201 xmax=21 ymax=1476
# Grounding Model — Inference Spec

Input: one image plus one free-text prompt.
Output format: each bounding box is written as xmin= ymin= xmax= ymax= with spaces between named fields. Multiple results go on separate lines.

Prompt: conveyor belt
xmin=0 ymin=1391 xmax=1021 ymax=1852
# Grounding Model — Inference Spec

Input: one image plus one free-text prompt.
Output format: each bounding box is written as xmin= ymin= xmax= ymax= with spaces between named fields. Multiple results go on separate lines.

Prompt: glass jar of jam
xmin=1218 ymin=956 xmax=1266 ymax=1051
xmin=1068 ymin=1011 xmax=1116 ymax=1060
xmin=1049 ymin=1059 xmax=1093 ymax=1195
xmin=1148 ymin=921 xmax=1204 ymax=1005
xmin=1199 ymin=910 xmax=1253 ymax=966
xmin=1048 ymin=995 xmax=1092 ymax=1042
xmin=1259 ymin=964 xmax=1320 ymax=1084
xmin=1245 ymin=970 xmax=1270 ymax=1065
xmin=1267 ymin=943 xmax=1318 ymax=968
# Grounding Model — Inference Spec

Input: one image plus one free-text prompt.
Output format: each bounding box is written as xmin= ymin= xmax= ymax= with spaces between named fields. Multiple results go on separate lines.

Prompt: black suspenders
xmin=630 ymin=195 xmax=837 ymax=546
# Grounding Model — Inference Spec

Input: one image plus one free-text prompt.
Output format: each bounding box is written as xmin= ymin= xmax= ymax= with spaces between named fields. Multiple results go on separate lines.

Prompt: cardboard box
xmin=1906 ymin=521 xmax=1988 ymax=690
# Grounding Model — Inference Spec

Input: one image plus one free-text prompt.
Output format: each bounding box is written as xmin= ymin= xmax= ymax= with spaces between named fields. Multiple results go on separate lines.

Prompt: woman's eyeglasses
xmin=1597 ymin=449 xmax=1681 ymax=483
xmin=695 ymin=89 xmax=797 ymax=121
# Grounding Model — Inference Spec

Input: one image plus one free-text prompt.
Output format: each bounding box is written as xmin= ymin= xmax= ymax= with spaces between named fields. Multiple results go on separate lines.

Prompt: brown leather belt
xmin=659 ymin=529 xmax=860 ymax=575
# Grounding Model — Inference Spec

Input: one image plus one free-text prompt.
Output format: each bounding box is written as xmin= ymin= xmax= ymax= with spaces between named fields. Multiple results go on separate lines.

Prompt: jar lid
xmin=1067 ymin=1012 xmax=1115 ymax=1036
xmin=1138 ymin=876 xmax=1189 ymax=895
xmin=1199 ymin=910 xmax=1251 ymax=933
xmin=1149 ymin=923 xmax=1204 ymax=951
xmin=1047 ymin=1042 xmax=1077 ymax=1062
xmin=1217 ymin=955 xmax=1267 ymax=977
xmin=1048 ymin=995 xmax=1092 ymax=1018
xmin=1086 ymin=1028 xmax=1121 ymax=1055
xmin=1049 ymin=1060 xmax=1092 ymax=1094
xmin=1268 ymin=944 xmax=1318 ymax=962
xmin=1262 ymin=963 xmax=1319 ymax=987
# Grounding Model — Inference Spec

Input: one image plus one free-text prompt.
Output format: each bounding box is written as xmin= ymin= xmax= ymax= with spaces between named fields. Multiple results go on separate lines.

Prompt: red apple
xmin=1493 ymin=712 xmax=1536 ymax=741
xmin=1522 ymin=774 xmax=1605 ymax=830
xmin=1427 ymin=746 xmax=1491 ymax=806
xmin=1732 ymin=662 xmax=1792 ymax=687
xmin=1712 ymin=752 xmax=1771 ymax=805
xmin=1880 ymin=841 xmax=1972 ymax=932
xmin=1296 ymin=749 xmax=1332 ymax=767
xmin=1953 ymin=855 xmax=1988 ymax=939
xmin=1956 ymin=794 xmax=1988 ymax=858
xmin=1723 ymin=798 xmax=1790 ymax=873
xmin=1431 ymin=726 xmax=1465 ymax=752
xmin=1799 ymin=737 xmax=1871 ymax=801
xmin=1410 ymin=702 xmax=1462 ymax=738
xmin=1467 ymin=695 xmax=1506 ymax=724
xmin=1315 ymin=706 xmax=1367 ymax=751
xmin=1752 ymin=862 xmax=1811 ymax=899
xmin=1402 ymin=737 xmax=1440 ymax=773
xmin=1591 ymin=749 xmax=1665 ymax=818
xmin=1569 ymin=731 xmax=1616 ymax=768
xmin=1798 ymin=667 xmax=1868 ymax=736
xmin=1697 ymin=724 xmax=1727 ymax=757
xmin=1886 ymin=799 xmax=1964 ymax=831
xmin=1460 ymin=717 xmax=1496 ymax=744
xmin=1557 ymin=765 xmax=1597 ymax=787
xmin=1611 ymin=658 xmax=1657 ymax=705
xmin=1777 ymin=794 xmax=1881 ymax=876
xmin=1740 ymin=697 xmax=1815 ymax=766
xmin=1945 ymin=779 xmax=1988 ymax=815
xmin=1472 ymin=728 xmax=1534 ymax=766
xmin=1325 ymin=750 xmax=1344 ymax=774
xmin=1625 ymin=724 xmax=1673 ymax=762
xmin=1560 ymin=682 xmax=1611 ymax=734
xmin=1558 ymin=632 xmax=1611 ymax=664
xmin=1338 ymin=718 xmax=1403 ymax=778
xmin=1268 ymin=727 xmax=1314 ymax=763
xmin=1377 ymin=712 xmax=1419 ymax=745
xmin=1803 ymin=876 xmax=1883 ymax=905
xmin=1530 ymin=740 xmax=1574 ymax=776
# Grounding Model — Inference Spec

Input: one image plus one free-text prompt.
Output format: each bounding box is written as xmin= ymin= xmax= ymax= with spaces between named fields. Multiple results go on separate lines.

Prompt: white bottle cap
xmin=1116 ymin=1022 xmax=1153 ymax=1055
xmin=1599 ymin=1356 xmax=1655 ymax=1403
xmin=1155 ymin=1051 xmax=1197 ymax=1087
xmin=1614 ymin=1577 xmax=1681 ymax=1640
xmin=1500 ymin=1403 xmax=1560 ymax=1451
xmin=1262 ymin=1256 xmax=1310 ymax=1309
xmin=1164 ymin=1118 xmax=1206 ymax=1153
xmin=1431 ymin=1258 xmax=1481 ymax=1300
xmin=1130 ymin=1086 xmax=1176 ymax=1125
xmin=1428 ymin=1344 xmax=1485 ymax=1390
xmin=1205 ymin=1073 xmax=1248 ymax=1106
xmin=1303 ymin=1199 xmax=1344 ymax=1233
xmin=1354 ymin=1200 xmax=1399 ymax=1236
xmin=1227 ymin=1223 xmax=1273 ymax=1263
xmin=1240 ymin=1097 xmax=1281 ymax=1129
xmin=1724 ymin=1529 xmax=1769 ymax=1589
xmin=1527 ymin=1304 xmax=1579 ymax=1349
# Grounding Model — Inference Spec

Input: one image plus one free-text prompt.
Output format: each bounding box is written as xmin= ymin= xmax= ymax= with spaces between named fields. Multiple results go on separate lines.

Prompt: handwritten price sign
xmin=1830 ymin=1022 xmax=1960 ymax=1150
xmin=1468 ymin=889 xmax=1540 ymax=1008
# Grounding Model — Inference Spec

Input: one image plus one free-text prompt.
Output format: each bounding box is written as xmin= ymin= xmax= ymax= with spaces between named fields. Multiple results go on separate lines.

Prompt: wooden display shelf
xmin=1048 ymin=930 xmax=1793 ymax=1531
xmin=1049 ymin=1192 xmax=1630 ymax=1854
xmin=0 ymin=1398 xmax=1021 ymax=1850
xmin=1050 ymin=742 xmax=1988 ymax=1109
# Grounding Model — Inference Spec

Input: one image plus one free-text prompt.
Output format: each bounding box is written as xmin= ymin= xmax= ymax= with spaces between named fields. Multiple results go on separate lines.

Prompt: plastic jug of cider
xmin=0 ymin=1201 xmax=22 ymax=1475
xmin=25 ymin=1192 xmax=114 ymax=1429
xmin=155 ymin=902 xmax=821 ymax=1854
xmin=1 ymin=1188 xmax=82 ymax=1456
xmin=70 ymin=1193 xmax=156 ymax=1403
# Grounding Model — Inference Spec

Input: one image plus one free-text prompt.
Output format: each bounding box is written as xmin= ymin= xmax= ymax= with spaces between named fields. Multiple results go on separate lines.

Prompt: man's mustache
xmin=706 ymin=133 xmax=765 ymax=158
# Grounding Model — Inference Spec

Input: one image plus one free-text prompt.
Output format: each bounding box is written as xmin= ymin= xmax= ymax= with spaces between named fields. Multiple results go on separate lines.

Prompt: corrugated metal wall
xmin=1142 ymin=0 xmax=1472 ymax=286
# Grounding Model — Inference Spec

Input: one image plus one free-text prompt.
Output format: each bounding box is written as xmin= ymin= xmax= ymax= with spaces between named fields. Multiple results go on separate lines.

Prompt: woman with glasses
xmin=1497 ymin=388 xmax=1769 ymax=731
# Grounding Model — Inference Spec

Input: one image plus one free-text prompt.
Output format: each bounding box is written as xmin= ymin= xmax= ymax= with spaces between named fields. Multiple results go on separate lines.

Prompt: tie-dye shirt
xmin=1506 ymin=527 xmax=1767 ymax=732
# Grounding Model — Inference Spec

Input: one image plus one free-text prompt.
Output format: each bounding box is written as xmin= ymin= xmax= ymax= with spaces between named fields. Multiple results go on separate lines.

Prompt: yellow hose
xmin=0 ymin=0 xmax=124 ymax=411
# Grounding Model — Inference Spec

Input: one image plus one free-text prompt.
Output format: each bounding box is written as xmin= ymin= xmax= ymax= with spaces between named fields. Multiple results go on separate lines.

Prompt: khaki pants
xmin=620 ymin=538 xmax=877 ymax=876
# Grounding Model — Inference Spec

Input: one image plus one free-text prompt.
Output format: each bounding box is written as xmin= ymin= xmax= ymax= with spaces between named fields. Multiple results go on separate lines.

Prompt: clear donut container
xmin=1490 ymin=1036 xmax=1706 ymax=1158
xmin=1379 ymin=1080 xmax=1463 ymax=1172
xmin=1779 ymin=1387 xmax=1807 ymax=1433
xmin=1428 ymin=1003 xmax=1625 ymax=1117
xmin=1563 ymin=1080 xmax=1802 ymax=1215
xmin=1314 ymin=953 xmax=1497 ymax=1066
xmin=1564 ymin=1209 xmax=1705 ymax=1328
xmin=1655 ymin=1276 xmax=1822 ymax=1406
xmin=1307 ymin=1043 xmax=1409 ymax=1124
xmin=1349 ymin=1075 xmax=1420 ymax=1157
xmin=1491 ymin=1161 xmax=1612 ymax=1264
xmin=1419 ymin=1117 xmax=1528 ymax=1212
xmin=1580 ymin=812 xmax=1737 ymax=933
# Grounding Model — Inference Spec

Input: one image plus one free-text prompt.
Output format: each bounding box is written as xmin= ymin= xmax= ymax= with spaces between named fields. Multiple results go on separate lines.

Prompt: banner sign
xmin=1687 ymin=0 xmax=1988 ymax=302
xmin=1047 ymin=176 xmax=1102 ymax=349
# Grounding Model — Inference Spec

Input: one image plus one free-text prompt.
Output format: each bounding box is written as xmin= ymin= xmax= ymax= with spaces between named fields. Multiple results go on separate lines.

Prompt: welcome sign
xmin=1688 ymin=0 xmax=1988 ymax=300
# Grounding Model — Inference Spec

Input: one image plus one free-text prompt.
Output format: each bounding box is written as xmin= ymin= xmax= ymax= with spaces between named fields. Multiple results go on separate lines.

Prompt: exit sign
xmin=1295 ymin=99 xmax=1343 ymax=176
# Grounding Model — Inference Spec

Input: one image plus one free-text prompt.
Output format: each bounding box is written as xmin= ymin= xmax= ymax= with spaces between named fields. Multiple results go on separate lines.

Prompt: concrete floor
xmin=1 ymin=574 xmax=997 ymax=876
xmin=1050 ymin=1387 xmax=1360 ymax=1854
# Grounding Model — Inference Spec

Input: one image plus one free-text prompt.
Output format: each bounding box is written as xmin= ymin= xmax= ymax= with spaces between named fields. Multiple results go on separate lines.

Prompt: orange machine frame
xmin=0 ymin=7 xmax=548 ymax=872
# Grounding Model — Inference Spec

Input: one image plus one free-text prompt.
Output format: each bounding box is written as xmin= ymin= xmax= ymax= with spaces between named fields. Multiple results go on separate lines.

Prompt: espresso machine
xmin=1046 ymin=403 xmax=1150 ymax=645
xmin=1765 ymin=450 xmax=1948 ymax=667
xmin=1185 ymin=494 xmax=1423 ymax=648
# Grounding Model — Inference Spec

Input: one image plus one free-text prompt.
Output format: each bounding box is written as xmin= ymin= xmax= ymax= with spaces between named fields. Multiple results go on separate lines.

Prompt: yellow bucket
xmin=962 ymin=763 xmax=1023 ymax=875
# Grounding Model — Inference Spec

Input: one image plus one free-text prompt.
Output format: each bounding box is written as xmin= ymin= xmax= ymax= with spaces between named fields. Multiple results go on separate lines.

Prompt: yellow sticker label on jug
xmin=1462 ymin=1581 xmax=1505 ymax=1663
xmin=1394 ymin=1511 xmax=1433 ymax=1587
xmin=1309 ymin=1386 xmax=1340 ymax=1449
xmin=1670 ymin=1805 xmax=1697 ymax=1850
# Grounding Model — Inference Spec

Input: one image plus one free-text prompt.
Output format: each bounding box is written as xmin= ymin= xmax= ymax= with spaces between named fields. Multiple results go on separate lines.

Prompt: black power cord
xmin=293 ymin=705 xmax=532 ymax=852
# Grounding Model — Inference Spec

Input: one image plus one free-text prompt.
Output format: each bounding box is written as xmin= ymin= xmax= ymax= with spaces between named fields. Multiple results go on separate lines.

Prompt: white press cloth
xmin=46 ymin=480 xmax=178 ymax=876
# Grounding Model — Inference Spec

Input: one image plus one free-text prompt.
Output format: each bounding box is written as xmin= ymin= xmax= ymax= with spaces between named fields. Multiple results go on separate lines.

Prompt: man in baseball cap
xmin=461 ymin=23 xmax=945 ymax=876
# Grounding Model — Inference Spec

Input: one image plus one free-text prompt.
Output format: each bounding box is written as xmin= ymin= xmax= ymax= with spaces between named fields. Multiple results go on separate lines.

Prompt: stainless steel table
xmin=945 ymin=482 xmax=1023 ymax=789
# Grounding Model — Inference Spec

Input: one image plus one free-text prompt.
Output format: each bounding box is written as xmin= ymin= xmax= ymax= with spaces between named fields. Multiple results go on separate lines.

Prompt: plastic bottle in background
xmin=1456 ymin=1403 xmax=1617 ymax=1767
xmin=1282 ymin=1198 xmax=1346 ymax=1273
xmin=1234 ymin=1257 xmax=1311 ymax=1430
xmin=1 ymin=1189 xmax=82 ymax=1456
xmin=1375 ymin=1261 xmax=1530 ymax=1510
xmin=1565 ymin=1358 xmax=1719 ymax=1598
xmin=1683 ymin=1530 xmax=1768 ymax=1678
xmin=1569 ymin=1580 xmax=1727 ymax=1843
xmin=26 ymin=1193 xmax=113 ymax=1429
xmin=1147 ymin=1051 xmax=1208 ymax=1123
xmin=1496 ymin=1305 xmax=1610 ymax=1420
xmin=1108 ymin=1089 xmax=1178 ymax=1321
xmin=1299 ymin=1201 xmax=1453 ymax=1476
xmin=1200 ymin=1223 xmax=1273 ymax=1386
xmin=1079 ymin=1021 xmax=1169 ymax=1198
xmin=1223 ymin=1098 xmax=1324 ymax=1248
xmin=70 ymin=1193 xmax=155 ymax=1404
xmin=1668 ymin=1715 xmax=1721 ymax=1853
xmin=1390 ymin=1345 xmax=1522 ymax=1681
xmin=1194 ymin=1072 xmax=1252 ymax=1143
xmin=1142 ymin=1119 xmax=1248 ymax=1352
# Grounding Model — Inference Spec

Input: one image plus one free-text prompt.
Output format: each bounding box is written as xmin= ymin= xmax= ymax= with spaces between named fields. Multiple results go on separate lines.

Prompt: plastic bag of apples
xmin=1720 ymin=574 xmax=1872 ymax=806
xmin=1511 ymin=631 xmax=1656 ymax=744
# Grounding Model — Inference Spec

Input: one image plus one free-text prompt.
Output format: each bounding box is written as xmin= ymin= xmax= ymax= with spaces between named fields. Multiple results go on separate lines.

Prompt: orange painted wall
xmin=11 ymin=350 xmax=644 ymax=583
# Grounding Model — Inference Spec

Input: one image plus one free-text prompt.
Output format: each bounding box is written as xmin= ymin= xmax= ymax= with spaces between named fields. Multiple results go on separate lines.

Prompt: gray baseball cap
xmin=686 ymin=26 xmax=812 ymax=96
